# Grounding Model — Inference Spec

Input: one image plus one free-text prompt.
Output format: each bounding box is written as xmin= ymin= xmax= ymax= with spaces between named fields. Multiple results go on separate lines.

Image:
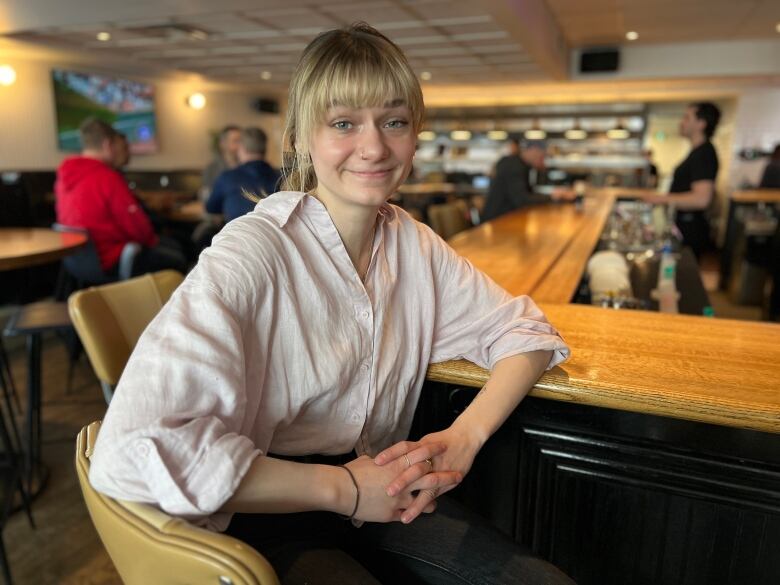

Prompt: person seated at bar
xmin=200 ymin=125 xmax=242 ymax=201
xmin=759 ymin=144 xmax=780 ymax=189
xmin=482 ymin=138 xmax=574 ymax=222
xmin=206 ymin=127 xmax=281 ymax=222
xmin=642 ymin=102 xmax=721 ymax=259
xmin=88 ymin=24 xmax=573 ymax=585
xmin=55 ymin=117 xmax=187 ymax=277
xmin=643 ymin=149 xmax=659 ymax=189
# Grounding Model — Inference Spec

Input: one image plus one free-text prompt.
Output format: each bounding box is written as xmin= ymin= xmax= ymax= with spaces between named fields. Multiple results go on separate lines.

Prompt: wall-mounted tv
xmin=51 ymin=69 xmax=158 ymax=154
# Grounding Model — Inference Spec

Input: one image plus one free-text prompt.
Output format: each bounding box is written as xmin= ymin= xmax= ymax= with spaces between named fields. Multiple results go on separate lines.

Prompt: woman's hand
xmin=342 ymin=443 xmax=461 ymax=523
xmin=373 ymin=421 xmax=484 ymax=523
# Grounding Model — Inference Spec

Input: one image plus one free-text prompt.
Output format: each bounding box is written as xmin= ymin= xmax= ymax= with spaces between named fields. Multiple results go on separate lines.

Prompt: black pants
xmin=676 ymin=212 xmax=710 ymax=261
xmin=226 ymin=496 xmax=575 ymax=585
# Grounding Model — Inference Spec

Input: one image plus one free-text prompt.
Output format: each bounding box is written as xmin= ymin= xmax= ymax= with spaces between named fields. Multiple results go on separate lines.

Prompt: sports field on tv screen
xmin=52 ymin=69 xmax=158 ymax=154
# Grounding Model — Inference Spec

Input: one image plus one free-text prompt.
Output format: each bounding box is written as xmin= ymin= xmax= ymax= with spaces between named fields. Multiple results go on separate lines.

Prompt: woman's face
xmin=309 ymin=101 xmax=416 ymax=210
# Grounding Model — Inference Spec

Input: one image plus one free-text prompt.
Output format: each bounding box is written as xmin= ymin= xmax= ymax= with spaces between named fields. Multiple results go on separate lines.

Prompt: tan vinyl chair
xmin=76 ymin=421 xmax=280 ymax=585
xmin=427 ymin=201 xmax=471 ymax=240
xmin=67 ymin=270 xmax=184 ymax=404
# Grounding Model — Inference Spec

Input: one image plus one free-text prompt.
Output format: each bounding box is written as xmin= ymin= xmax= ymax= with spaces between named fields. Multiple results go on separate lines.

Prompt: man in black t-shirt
xmin=643 ymin=102 xmax=720 ymax=259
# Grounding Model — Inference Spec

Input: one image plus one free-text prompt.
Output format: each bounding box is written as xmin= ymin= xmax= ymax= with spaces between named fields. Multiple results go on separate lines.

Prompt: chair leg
xmin=58 ymin=329 xmax=82 ymax=396
xmin=0 ymin=408 xmax=33 ymax=530
xmin=24 ymin=333 xmax=42 ymax=496
xmin=0 ymin=340 xmax=21 ymax=414
xmin=0 ymin=358 xmax=22 ymax=459
xmin=0 ymin=534 xmax=12 ymax=585
xmin=100 ymin=381 xmax=114 ymax=405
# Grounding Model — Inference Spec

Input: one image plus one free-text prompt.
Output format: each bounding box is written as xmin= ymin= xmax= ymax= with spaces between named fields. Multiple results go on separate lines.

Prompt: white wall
xmin=0 ymin=46 xmax=284 ymax=171
xmin=728 ymin=87 xmax=780 ymax=190
xmin=572 ymin=39 xmax=780 ymax=80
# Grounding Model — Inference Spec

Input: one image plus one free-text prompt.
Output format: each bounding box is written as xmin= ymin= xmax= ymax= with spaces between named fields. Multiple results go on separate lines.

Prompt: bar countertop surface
xmin=428 ymin=189 xmax=780 ymax=434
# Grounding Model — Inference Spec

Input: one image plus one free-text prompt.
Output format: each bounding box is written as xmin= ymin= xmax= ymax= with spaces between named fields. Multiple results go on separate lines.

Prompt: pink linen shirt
xmin=89 ymin=191 xmax=570 ymax=531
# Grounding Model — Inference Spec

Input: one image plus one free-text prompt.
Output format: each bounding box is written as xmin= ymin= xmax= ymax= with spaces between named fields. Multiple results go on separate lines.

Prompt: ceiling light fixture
xmin=418 ymin=130 xmax=436 ymax=141
xmin=626 ymin=31 xmax=639 ymax=41
xmin=450 ymin=130 xmax=472 ymax=141
xmin=565 ymin=128 xmax=587 ymax=140
xmin=420 ymin=71 xmax=432 ymax=81
xmin=96 ymin=32 xmax=111 ymax=42
xmin=260 ymin=71 xmax=272 ymax=80
xmin=487 ymin=130 xmax=508 ymax=141
xmin=565 ymin=119 xmax=587 ymax=140
xmin=186 ymin=93 xmax=206 ymax=110
xmin=189 ymin=29 xmax=210 ymax=41
xmin=0 ymin=65 xmax=17 ymax=86
xmin=524 ymin=119 xmax=546 ymax=140
xmin=607 ymin=121 xmax=629 ymax=139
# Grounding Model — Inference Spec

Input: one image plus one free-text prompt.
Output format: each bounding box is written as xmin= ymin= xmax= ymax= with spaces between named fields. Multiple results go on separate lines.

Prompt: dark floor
xmin=3 ymin=338 xmax=118 ymax=585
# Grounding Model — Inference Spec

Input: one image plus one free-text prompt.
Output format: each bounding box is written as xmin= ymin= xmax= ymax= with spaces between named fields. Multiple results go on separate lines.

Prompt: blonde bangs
xmin=282 ymin=24 xmax=424 ymax=192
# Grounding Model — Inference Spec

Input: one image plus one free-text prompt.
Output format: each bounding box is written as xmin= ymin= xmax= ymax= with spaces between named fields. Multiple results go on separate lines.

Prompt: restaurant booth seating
xmin=76 ymin=421 xmax=279 ymax=585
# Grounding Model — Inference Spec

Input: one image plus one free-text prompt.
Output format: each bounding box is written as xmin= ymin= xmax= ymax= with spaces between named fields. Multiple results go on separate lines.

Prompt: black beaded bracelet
xmin=340 ymin=465 xmax=360 ymax=520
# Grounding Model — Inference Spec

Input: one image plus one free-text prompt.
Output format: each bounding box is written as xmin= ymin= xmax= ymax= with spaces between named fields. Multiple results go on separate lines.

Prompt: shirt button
xmin=351 ymin=413 xmax=361 ymax=422
xmin=361 ymin=362 xmax=370 ymax=371
xmin=136 ymin=442 xmax=150 ymax=457
xmin=361 ymin=310 xmax=369 ymax=319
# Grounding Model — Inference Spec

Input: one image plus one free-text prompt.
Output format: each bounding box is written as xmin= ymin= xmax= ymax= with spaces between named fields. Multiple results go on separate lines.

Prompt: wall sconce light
xmin=487 ymin=130 xmax=508 ymax=141
xmin=187 ymin=93 xmax=206 ymax=109
xmin=418 ymin=130 xmax=436 ymax=141
xmin=0 ymin=65 xmax=17 ymax=87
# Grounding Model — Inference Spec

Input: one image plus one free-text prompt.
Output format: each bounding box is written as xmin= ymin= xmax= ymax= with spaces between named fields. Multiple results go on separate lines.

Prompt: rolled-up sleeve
xmin=89 ymin=270 xmax=263 ymax=524
xmin=428 ymin=231 xmax=570 ymax=371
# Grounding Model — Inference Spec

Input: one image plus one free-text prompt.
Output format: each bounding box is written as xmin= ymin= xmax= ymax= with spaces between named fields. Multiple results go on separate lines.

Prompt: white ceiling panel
xmin=3 ymin=0 xmax=775 ymax=87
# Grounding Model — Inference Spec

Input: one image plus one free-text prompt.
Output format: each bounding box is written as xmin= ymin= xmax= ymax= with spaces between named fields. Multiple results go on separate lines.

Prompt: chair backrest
xmin=427 ymin=202 xmax=471 ymax=240
xmin=52 ymin=223 xmax=111 ymax=284
xmin=76 ymin=422 xmax=279 ymax=585
xmin=68 ymin=270 xmax=184 ymax=387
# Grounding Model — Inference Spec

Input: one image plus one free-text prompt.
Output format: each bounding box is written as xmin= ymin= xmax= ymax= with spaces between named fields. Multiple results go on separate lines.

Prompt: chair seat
xmin=4 ymin=302 xmax=72 ymax=336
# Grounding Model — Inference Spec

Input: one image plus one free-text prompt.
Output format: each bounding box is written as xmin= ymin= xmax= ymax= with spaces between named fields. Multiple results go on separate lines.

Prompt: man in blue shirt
xmin=206 ymin=127 xmax=281 ymax=222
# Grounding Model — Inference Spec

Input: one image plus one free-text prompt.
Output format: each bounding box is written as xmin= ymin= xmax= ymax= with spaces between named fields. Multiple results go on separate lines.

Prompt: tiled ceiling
xmin=4 ymin=0 xmax=543 ymax=86
xmin=4 ymin=0 xmax=778 ymax=86
xmin=546 ymin=0 xmax=780 ymax=47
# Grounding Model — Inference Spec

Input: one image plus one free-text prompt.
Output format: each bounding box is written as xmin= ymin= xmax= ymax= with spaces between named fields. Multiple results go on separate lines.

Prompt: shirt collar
xmin=259 ymin=191 xmax=394 ymax=228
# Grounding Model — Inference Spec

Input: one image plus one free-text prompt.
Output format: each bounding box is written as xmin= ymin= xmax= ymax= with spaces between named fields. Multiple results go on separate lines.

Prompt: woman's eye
xmin=386 ymin=119 xmax=408 ymax=129
xmin=332 ymin=120 xmax=352 ymax=130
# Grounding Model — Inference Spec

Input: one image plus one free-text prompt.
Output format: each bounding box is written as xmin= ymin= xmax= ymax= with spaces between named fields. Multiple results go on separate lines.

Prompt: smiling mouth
xmin=349 ymin=168 xmax=394 ymax=178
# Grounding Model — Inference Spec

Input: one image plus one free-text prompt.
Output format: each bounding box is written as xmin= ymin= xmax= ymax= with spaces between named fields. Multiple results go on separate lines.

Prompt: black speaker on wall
xmin=579 ymin=48 xmax=620 ymax=73
xmin=252 ymin=98 xmax=280 ymax=114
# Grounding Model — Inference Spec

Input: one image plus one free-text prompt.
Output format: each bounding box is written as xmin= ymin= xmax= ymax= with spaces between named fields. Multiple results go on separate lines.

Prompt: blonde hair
xmin=282 ymin=23 xmax=424 ymax=193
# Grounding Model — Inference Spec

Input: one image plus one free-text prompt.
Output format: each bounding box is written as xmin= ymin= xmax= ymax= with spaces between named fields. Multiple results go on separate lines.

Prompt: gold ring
xmin=425 ymin=458 xmax=433 ymax=471
xmin=425 ymin=487 xmax=439 ymax=499
xmin=403 ymin=454 xmax=411 ymax=468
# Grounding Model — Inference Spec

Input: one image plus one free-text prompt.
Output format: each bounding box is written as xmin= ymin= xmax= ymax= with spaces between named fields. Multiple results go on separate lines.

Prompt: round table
xmin=0 ymin=228 xmax=88 ymax=271
xmin=0 ymin=227 xmax=88 ymax=507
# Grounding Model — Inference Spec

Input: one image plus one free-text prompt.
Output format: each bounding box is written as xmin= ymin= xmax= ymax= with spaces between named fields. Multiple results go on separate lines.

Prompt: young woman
xmin=90 ymin=23 xmax=573 ymax=585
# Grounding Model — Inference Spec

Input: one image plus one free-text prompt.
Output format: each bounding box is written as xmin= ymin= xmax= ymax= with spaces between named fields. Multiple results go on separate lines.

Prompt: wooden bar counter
xmin=427 ymin=189 xmax=780 ymax=434
xmin=419 ymin=189 xmax=780 ymax=584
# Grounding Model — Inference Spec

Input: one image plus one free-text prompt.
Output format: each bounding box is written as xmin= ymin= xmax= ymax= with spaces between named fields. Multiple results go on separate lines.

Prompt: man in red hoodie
xmin=56 ymin=118 xmax=187 ymax=277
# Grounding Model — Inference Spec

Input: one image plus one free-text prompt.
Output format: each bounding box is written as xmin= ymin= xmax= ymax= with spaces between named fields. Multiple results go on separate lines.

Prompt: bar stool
xmin=2 ymin=301 xmax=72 ymax=497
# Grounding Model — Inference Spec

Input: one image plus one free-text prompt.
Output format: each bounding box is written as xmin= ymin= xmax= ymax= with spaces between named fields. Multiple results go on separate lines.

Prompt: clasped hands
xmin=342 ymin=425 xmax=481 ymax=525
